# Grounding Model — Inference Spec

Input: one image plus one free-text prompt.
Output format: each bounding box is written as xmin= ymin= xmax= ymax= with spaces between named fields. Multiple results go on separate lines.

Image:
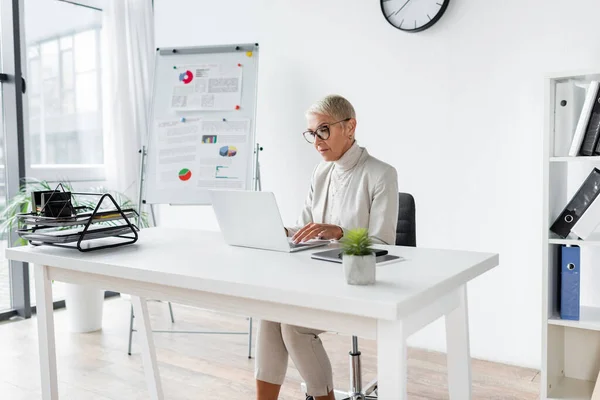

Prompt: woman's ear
xmin=347 ymin=118 xmax=357 ymax=137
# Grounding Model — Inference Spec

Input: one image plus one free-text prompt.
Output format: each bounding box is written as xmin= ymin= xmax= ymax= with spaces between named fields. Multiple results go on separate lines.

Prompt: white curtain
xmin=101 ymin=0 xmax=154 ymax=202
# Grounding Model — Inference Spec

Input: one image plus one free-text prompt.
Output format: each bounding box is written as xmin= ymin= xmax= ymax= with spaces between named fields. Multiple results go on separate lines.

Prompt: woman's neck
xmin=334 ymin=141 xmax=361 ymax=172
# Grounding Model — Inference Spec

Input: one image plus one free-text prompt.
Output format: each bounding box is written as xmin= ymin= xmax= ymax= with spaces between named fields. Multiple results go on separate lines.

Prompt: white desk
xmin=6 ymin=227 xmax=498 ymax=400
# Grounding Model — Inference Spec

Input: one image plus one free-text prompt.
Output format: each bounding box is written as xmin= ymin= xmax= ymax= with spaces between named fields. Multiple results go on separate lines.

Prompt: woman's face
xmin=306 ymin=113 xmax=356 ymax=162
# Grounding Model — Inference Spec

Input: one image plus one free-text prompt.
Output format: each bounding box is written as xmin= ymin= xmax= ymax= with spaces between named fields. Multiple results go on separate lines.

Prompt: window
xmin=25 ymin=0 xmax=104 ymax=182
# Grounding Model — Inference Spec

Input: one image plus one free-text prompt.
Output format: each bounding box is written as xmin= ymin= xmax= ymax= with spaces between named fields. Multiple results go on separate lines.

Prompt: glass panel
xmin=75 ymin=71 xmax=96 ymax=112
xmin=24 ymin=0 xmax=103 ymax=303
xmin=47 ymin=132 xmax=80 ymax=164
xmin=60 ymin=35 xmax=72 ymax=51
xmin=28 ymin=45 xmax=39 ymax=58
xmin=62 ymin=90 xmax=74 ymax=114
xmin=0 ymin=96 xmax=9 ymax=312
xmin=91 ymin=130 xmax=104 ymax=164
xmin=42 ymin=78 xmax=60 ymax=116
xmin=24 ymin=0 xmax=103 ymax=174
xmin=0 ymin=9 xmax=8 ymax=312
xmin=28 ymin=58 xmax=40 ymax=95
xmin=29 ymin=133 xmax=41 ymax=165
xmin=29 ymin=95 xmax=41 ymax=118
xmin=61 ymin=50 xmax=73 ymax=90
xmin=74 ymin=30 xmax=96 ymax=73
xmin=40 ymin=40 xmax=58 ymax=80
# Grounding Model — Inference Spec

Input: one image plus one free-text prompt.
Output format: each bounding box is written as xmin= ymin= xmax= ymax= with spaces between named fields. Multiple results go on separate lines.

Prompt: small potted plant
xmin=339 ymin=228 xmax=376 ymax=285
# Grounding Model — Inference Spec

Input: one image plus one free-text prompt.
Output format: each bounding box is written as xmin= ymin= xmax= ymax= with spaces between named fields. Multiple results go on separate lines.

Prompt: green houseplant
xmin=0 ymin=178 xmax=148 ymax=333
xmin=339 ymin=228 xmax=376 ymax=285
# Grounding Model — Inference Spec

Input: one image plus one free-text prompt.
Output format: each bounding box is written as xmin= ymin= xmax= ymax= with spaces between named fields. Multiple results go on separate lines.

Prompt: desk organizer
xmin=16 ymin=185 xmax=139 ymax=252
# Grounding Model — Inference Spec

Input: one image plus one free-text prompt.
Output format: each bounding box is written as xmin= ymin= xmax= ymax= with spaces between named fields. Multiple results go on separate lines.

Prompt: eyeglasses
xmin=302 ymin=118 xmax=351 ymax=144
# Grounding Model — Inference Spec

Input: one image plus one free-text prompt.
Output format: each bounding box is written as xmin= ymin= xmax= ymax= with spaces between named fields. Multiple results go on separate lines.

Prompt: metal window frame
xmin=1 ymin=0 xmax=30 ymax=318
xmin=57 ymin=0 xmax=103 ymax=12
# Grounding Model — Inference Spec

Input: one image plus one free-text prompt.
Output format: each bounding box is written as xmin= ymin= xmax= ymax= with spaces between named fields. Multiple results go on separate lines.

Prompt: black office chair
xmin=305 ymin=193 xmax=416 ymax=400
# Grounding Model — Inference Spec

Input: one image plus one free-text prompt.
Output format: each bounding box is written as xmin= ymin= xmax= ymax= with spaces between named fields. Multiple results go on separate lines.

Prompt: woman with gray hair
xmin=255 ymin=95 xmax=399 ymax=400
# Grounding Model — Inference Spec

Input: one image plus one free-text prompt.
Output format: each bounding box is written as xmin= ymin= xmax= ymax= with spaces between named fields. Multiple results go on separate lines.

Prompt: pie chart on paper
xmin=179 ymin=70 xmax=193 ymax=84
xmin=178 ymin=168 xmax=192 ymax=181
xmin=219 ymin=146 xmax=238 ymax=157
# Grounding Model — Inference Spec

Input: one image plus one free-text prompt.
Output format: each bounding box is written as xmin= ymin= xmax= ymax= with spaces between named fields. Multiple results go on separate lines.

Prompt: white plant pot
xmin=343 ymin=253 xmax=376 ymax=285
xmin=64 ymin=283 xmax=104 ymax=333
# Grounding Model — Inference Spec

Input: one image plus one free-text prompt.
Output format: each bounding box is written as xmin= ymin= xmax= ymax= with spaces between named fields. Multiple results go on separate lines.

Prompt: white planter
xmin=64 ymin=283 xmax=104 ymax=333
xmin=342 ymin=253 xmax=376 ymax=285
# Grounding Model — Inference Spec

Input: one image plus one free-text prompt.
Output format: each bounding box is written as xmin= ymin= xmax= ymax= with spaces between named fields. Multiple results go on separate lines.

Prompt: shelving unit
xmin=543 ymin=69 xmax=600 ymax=400
xmin=548 ymin=232 xmax=600 ymax=246
xmin=548 ymin=306 xmax=600 ymax=331
xmin=551 ymin=156 xmax=600 ymax=163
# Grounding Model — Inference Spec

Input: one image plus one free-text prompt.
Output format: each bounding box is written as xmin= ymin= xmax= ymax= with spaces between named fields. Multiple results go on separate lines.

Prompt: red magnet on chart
xmin=238 ymin=63 xmax=242 ymax=67
xmin=235 ymin=105 xmax=240 ymax=110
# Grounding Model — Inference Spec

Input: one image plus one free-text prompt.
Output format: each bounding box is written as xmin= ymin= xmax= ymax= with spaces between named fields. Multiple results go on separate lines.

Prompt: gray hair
xmin=305 ymin=94 xmax=356 ymax=120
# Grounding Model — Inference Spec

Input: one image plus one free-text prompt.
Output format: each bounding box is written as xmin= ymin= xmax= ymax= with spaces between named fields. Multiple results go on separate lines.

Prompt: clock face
xmin=381 ymin=0 xmax=450 ymax=32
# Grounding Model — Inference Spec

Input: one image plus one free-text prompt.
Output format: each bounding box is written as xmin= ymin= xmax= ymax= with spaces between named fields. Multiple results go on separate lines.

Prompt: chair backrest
xmin=395 ymin=192 xmax=416 ymax=247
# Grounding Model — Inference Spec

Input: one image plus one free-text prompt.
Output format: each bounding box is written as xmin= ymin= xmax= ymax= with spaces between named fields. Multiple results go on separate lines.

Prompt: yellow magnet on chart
xmin=246 ymin=51 xmax=253 ymax=57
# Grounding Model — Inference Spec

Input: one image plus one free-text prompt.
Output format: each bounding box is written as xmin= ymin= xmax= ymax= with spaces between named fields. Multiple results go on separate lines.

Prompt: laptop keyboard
xmin=289 ymin=239 xmax=329 ymax=248
xmin=290 ymin=242 xmax=313 ymax=248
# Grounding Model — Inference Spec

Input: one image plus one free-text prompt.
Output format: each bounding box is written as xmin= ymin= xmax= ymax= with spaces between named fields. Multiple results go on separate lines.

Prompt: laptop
xmin=209 ymin=190 xmax=331 ymax=253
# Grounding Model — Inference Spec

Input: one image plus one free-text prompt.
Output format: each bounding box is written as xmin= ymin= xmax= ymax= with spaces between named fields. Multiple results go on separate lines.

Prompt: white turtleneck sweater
xmin=324 ymin=141 xmax=364 ymax=228
xmin=287 ymin=141 xmax=399 ymax=245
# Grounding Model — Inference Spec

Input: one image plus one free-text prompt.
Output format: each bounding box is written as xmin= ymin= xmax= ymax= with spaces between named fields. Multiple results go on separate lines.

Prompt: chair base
xmin=301 ymin=335 xmax=378 ymax=400
xmin=301 ymin=385 xmax=377 ymax=400
xmin=334 ymin=390 xmax=377 ymax=400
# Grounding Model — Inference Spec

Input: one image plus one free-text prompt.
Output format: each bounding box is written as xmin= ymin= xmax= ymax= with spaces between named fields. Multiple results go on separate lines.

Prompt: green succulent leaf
xmin=339 ymin=228 xmax=374 ymax=256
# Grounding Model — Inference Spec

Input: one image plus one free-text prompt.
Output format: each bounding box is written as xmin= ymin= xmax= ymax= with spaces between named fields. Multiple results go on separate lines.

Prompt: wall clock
xmin=381 ymin=0 xmax=450 ymax=33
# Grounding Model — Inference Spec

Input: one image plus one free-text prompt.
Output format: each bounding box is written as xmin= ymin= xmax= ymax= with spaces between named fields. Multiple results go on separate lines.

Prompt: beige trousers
xmin=254 ymin=320 xmax=334 ymax=397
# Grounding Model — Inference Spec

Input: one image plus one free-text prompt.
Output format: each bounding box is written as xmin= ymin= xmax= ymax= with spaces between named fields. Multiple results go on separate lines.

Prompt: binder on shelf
xmin=571 ymin=191 xmax=600 ymax=239
xmin=581 ymin=84 xmax=600 ymax=155
xmin=569 ymin=80 xmax=600 ymax=156
xmin=560 ymin=245 xmax=580 ymax=321
xmin=550 ymin=167 xmax=600 ymax=238
xmin=554 ymin=81 xmax=580 ymax=156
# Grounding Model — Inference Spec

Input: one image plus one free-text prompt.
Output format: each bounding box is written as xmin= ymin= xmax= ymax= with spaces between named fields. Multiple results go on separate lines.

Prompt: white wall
xmin=154 ymin=0 xmax=600 ymax=369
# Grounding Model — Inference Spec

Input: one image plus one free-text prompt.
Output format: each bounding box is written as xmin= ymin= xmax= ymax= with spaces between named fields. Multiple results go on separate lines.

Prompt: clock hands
xmin=393 ymin=0 xmax=412 ymax=17
xmin=381 ymin=0 xmax=449 ymax=32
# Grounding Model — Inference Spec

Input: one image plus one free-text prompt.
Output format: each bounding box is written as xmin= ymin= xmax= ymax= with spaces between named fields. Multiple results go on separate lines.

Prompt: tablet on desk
xmin=311 ymin=249 xmax=403 ymax=265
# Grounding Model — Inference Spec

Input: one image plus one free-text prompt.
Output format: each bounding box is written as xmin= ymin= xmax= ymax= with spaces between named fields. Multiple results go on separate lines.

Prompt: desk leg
xmin=377 ymin=320 xmax=407 ymax=400
xmin=445 ymin=285 xmax=472 ymax=400
xmin=131 ymin=296 xmax=164 ymax=400
xmin=34 ymin=265 xmax=58 ymax=400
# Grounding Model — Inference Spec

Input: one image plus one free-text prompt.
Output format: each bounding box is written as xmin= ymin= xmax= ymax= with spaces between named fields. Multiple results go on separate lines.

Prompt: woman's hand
xmin=292 ymin=223 xmax=343 ymax=244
